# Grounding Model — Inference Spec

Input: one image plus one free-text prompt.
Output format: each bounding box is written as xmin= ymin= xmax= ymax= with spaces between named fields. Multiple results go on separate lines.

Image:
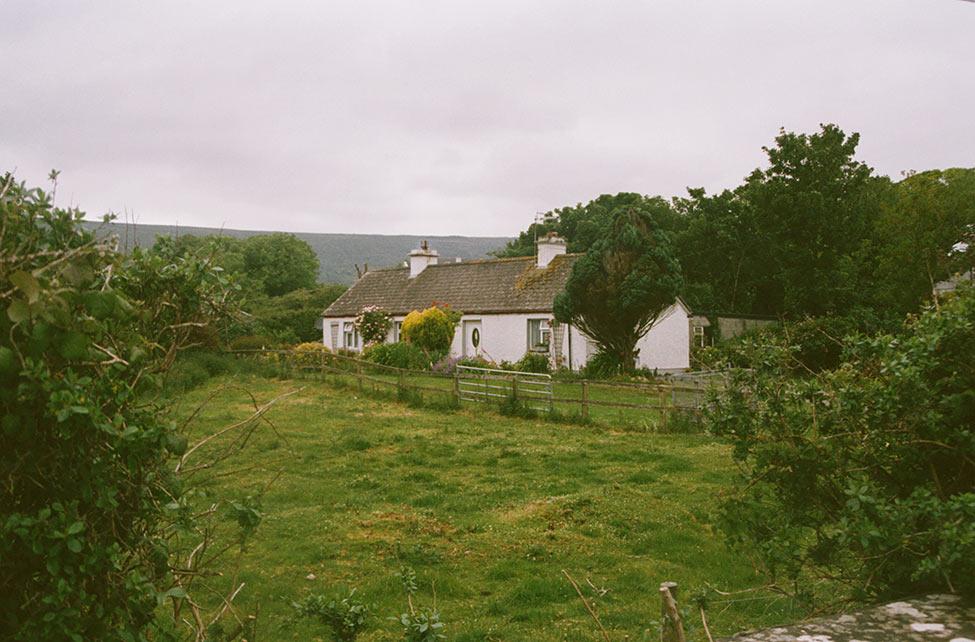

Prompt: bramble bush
xmin=709 ymin=287 xmax=975 ymax=601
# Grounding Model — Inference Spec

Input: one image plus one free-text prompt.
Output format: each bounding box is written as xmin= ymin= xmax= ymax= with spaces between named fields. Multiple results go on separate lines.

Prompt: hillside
xmin=81 ymin=220 xmax=511 ymax=284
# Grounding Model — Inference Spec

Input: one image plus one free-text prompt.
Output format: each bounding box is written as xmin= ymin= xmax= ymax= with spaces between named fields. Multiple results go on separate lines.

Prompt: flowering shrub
xmin=400 ymin=305 xmax=460 ymax=358
xmin=354 ymin=305 xmax=391 ymax=346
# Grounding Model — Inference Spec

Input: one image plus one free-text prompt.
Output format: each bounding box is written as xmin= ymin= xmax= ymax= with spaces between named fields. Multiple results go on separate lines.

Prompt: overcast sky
xmin=2 ymin=1 xmax=972 ymax=237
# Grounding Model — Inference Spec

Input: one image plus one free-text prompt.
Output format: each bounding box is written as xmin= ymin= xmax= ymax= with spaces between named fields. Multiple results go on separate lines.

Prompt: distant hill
xmin=81 ymin=220 xmax=511 ymax=284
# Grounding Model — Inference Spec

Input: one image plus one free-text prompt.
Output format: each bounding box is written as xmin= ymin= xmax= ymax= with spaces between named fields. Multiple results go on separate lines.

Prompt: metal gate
xmin=456 ymin=365 xmax=553 ymax=412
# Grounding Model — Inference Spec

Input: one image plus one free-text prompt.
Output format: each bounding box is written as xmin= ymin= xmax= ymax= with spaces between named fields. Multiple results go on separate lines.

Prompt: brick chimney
xmin=536 ymin=232 xmax=567 ymax=268
xmin=409 ymin=240 xmax=438 ymax=278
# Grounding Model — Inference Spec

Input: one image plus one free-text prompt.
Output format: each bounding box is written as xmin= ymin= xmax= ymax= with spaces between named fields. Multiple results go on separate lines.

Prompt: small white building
xmin=322 ymin=235 xmax=690 ymax=372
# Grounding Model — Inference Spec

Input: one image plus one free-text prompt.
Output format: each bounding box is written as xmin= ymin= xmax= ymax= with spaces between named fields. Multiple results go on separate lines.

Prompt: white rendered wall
xmin=634 ymin=302 xmax=690 ymax=372
xmin=324 ymin=303 xmax=689 ymax=372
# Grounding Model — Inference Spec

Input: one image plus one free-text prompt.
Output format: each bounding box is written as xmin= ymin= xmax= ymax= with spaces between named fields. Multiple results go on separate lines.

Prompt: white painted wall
xmin=323 ymin=300 xmax=690 ymax=372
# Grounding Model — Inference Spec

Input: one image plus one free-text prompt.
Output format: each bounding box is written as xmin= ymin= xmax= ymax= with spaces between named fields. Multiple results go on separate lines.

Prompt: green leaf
xmin=164 ymin=587 xmax=187 ymax=599
xmin=67 ymin=521 xmax=85 ymax=535
xmin=66 ymin=538 xmax=82 ymax=553
xmin=10 ymin=270 xmax=40 ymax=303
xmin=7 ymin=299 xmax=30 ymax=324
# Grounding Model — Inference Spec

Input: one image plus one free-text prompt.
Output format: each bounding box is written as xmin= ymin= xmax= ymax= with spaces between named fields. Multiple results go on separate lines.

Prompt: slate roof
xmin=323 ymin=254 xmax=580 ymax=317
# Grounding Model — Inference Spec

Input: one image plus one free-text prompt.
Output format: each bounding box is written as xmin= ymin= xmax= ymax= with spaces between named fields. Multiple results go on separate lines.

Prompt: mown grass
xmin=176 ymin=375 xmax=803 ymax=641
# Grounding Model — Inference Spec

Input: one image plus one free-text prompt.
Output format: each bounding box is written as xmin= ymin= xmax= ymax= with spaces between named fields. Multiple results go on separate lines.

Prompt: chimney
xmin=409 ymin=240 xmax=438 ymax=278
xmin=536 ymin=232 xmax=567 ymax=268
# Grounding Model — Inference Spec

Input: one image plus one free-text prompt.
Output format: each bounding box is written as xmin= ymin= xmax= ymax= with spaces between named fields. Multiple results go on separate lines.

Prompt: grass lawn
xmin=175 ymin=375 xmax=803 ymax=641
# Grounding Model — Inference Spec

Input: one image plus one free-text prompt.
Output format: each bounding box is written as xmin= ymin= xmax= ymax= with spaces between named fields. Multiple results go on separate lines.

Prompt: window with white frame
xmin=527 ymin=318 xmax=551 ymax=352
xmin=330 ymin=323 xmax=339 ymax=349
xmin=343 ymin=322 xmax=358 ymax=349
xmin=693 ymin=325 xmax=706 ymax=348
xmin=393 ymin=321 xmax=402 ymax=342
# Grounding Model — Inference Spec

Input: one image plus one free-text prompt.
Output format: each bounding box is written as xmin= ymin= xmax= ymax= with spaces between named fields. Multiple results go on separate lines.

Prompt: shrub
xmin=709 ymin=288 xmax=975 ymax=600
xmin=293 ymin=588 xmax=369 ymax=641
xmin=400 ymin=306 xmax=459 ymax=358
xmin=457 ymin=355 xmax=494 ymax=369
xmin=291 ymin=341 xmax=331 ymax=367
xmin=363 ymin=342 xmax=429 ymax=370
xmin=580 ymin=351 xmax=621 ymax=378
xmin=430 ymin=354 xmax=460 ymax=375
xmin=514 ymin=351 xmax=550 ymax=373
xmin=354 ymin=305 xmax=392 ymax=346
xmin=0 ymin=173 xmax=238 ymax=639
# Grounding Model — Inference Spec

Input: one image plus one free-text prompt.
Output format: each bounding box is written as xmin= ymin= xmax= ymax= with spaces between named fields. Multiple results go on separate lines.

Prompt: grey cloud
xmin=1 ymin=0 xmax=972 ymax=236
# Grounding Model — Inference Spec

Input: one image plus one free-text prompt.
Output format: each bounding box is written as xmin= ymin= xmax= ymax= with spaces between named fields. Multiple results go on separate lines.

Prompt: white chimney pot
xmin=409 ymin=241 xmax=439 ymax=278
xmin=536 ymin=233 xmax=567 ymax=268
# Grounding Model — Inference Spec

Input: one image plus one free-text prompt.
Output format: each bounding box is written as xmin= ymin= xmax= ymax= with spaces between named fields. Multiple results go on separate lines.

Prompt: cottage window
xmin=330 ymin=323 xmax=340 ymax=349
xmin=527 ymin=319 xmax=551 ymax=352
xmin=343 ymin=322 xmax=358 ymax=349
xmin=693 ymin=325 xmax=706 ymax=348
xmin=393 ymin=321 xmax=403 ymax=342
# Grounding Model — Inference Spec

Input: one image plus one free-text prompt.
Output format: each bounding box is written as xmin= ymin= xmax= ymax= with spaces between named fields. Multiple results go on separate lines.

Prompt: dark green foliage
xmin=246 ymin=283 xmax=346 ymax=344
xmin=579 ymin=351 xmax=623 ymax=378
xmin=513 ymin=351 xmax=550 ymax=374
xmin=494 ymin=192 xmax=684 ymax=257
xmin=709 ymin=288 xmax=975 ymax=599
xmin=242 ymin=232 xmax=320 ymax=297
xmin=294 ymin=588 xmax=370 ymax=641
xmin=554 ymin=201 xmax=682 ymax=372
xmin=871 ymin=168 xmax=975 ymax=315
xmin=364 ymin=342 xmax=430 ymax=370
xmin=0 ymin=174 xmax=225 ymax=639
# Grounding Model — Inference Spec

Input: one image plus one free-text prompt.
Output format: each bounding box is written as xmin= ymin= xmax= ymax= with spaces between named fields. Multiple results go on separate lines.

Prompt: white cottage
xmin=322 ymin=235 xmax=690 ymax=372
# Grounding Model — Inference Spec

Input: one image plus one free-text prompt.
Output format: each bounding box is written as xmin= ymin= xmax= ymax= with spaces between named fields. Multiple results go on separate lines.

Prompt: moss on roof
xmin=323 ymin=254 xmax=579 ymax=317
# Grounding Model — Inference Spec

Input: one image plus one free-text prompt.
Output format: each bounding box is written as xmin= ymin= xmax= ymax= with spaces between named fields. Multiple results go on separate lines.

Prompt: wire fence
xmin=227 ymin=348 xmax=722 ymax=427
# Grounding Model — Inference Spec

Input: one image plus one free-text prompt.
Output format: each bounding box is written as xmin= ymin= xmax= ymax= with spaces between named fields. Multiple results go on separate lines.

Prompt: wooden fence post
xmin=581 ymin=381 xmax=590 ymax=420
xmin=356 ymin=359 xmax=363 ymax=393
xmin=453 ymin=370 xmax=461 ymax=404
xmin=511 ymin=375 xmax=518 ymax=401
xmin=659 ymin=582 xmax=686 ymax=642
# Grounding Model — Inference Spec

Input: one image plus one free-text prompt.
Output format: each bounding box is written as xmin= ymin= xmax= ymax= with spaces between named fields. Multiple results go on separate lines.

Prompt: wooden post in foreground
xmin=453 ymin=370 xmax=461 ymax=404
xmin=660 ymin=582 xmax=686 ymax=642
xmin=581 ymin=381 xmax=590 ymax=420
xmin=511 ymin=375 xmax=518 ymax=401
xmin=356 ymin=358 xmax=364 ymax=393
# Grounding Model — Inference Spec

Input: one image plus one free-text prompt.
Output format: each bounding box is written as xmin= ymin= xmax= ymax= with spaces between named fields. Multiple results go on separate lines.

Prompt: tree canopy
xmin=553 ymin=201 xmax=682 ymax=371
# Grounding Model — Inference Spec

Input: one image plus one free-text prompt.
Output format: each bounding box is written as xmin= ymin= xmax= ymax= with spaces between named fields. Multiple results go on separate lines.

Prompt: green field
xmin=177 ymin=375 xmax=803 ymax=641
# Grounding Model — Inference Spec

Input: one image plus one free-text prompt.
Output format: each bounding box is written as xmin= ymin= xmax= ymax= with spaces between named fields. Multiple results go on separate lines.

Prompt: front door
xmin=463 ymin=320 xmax=482 ymax=358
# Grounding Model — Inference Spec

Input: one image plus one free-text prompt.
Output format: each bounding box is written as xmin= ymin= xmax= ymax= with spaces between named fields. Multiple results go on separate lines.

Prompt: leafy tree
xmin=871 ymin=168 xmax=975 ymax=314
xmin=710 ymin=287 xmax=975 ymax=600
xmin=494 ymin=193 xmax=683 ymax=257
xmin=553 ymin=203 xmax=682 ymax=372
xmin=672 ymin=187 xmax=761 ymax=313
xmin=242 ymin=232 xmax=319 ymax=297
xmin=245 ymin=283 xmax=347 ymax=344
xmin=742 ymin=124 xmax=889 ymax=317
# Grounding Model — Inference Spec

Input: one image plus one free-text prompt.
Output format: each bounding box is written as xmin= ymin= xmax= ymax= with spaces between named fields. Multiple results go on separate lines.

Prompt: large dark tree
xmin=553 ymin=201 xmax=682 ymax=371
xmin=742 ymin=124 xmax=888 ymax=317
xmin=494 ymin=192 xmax=683 ymax=257
xmin=242 ymin=232 xmax=319 ymax=297
xmin=871 ymin=168 xmax=975 ymax=314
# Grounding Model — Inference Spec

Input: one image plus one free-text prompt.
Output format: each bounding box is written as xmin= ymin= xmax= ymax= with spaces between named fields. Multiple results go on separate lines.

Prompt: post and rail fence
xmin=227 ymin=348 xmax=719 ymax=427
